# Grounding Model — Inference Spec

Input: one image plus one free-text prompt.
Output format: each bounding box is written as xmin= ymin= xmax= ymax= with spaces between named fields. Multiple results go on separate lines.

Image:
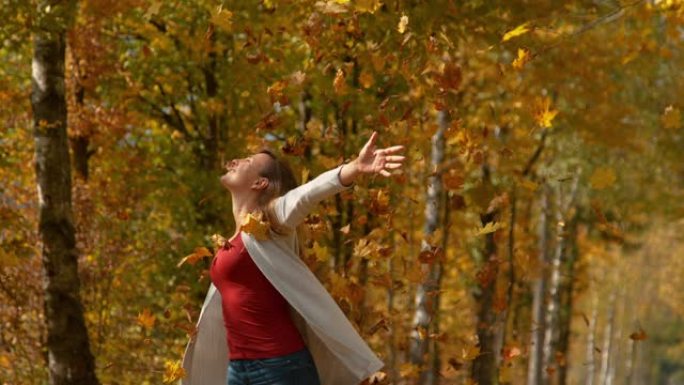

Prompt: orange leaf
xmin=177 ymin=247 xmax=212 ymax=268
xmin=629 ymin=328 xmax=648 ymax=341
xmin=137 ymin=308 xmax=156 ymax=330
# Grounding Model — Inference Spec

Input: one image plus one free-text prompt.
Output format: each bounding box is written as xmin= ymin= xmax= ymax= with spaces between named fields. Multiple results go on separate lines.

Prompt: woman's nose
xmin=225 ymin=159 xmax=238 ymax=169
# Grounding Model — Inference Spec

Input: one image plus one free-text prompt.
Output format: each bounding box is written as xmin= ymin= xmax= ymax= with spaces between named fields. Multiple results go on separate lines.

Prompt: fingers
xmin=383 ymin=145 xmax=405 ymax=154
xmin=362 ymin=131 xmax=378 ymax=152
xmin=374 ymin=145 xmax=405 ymax=156
xmin=379 ymin=169 xmax=392 ymax=177
xmin=384 ymin=162 xmax=403 ymax=170
xmin=385 ymin=155 xmax=405 ymax=162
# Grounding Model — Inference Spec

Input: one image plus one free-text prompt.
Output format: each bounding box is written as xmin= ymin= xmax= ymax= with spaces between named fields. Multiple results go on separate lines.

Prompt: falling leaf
xmin=442 ymin=170 xmax=465 ymax=190
xmin=291 ymin=71 xmax=307 ymax=86
xmin=355 ymin=0 xmax=382 ymax=13
xmin=502 ymin=345 xmax=522 ymax=361
xmin=333 ymin=69 xmax=347 ymax=95
xmin=241 ymin=211 xmax=270 ymax=240
xmin=368 ymin=371 xmax=388 ymax=384
xmin=137 ymin=308 xmax=156 ymax=330
xmin=144 ymin=2 xmax=162 ymax=19
xmin=533 ymin=97 xmax=559 ymax=128
xmin=589 ymin=167 xmax=616 ymax=190
xmin=661 ymin=105 xmax=681 ymax=130
xmin=368 ymin=318 xmax=390 ymax=335
xmin=340 ymin=223 xmax=351 ymax=235
xmin=177 ymin=247 xmax=213 ymax=268
xmin=399 ymin=362 xmax=421 ymax=378
xmin=502 ymin=22 xmax=531 ymax=42
xmin=359 ymin=71 xmax=374 ymax=89
xmin=629 ymin=328 xmax=648 ymax=341
xmin=315 ymin=0 xmax=348 ymax=14
xmin=163 ymin=360 xmax=186 ymax=383
xmin=462 ymin=345 xmax=481 ymax=361
xmin=520 ymin=178 xmax=538 ymax=191
xmin=370 ymin=189 xmax=390 ymax=214
xmin=301 ymin=167 xmax=310 ymax=183
xmin=211 ymin=234 xmax=228 ymax=250
xmin=397 ymin=14 xmax=409 ymax=34
xmin=475 ymin=221 xmax=504 ymax=236
xmin=267 ymin=80 xmax=288 ymax=105
xmin=436 ymin=62 xmax=462 ymax=91
xmin=210 ymin=7 xmax=233 ymax=32
xmin=512 ymin=48 xmax=530 ymax=70
xmin=0 ymin=353 xmax=11 ymax=369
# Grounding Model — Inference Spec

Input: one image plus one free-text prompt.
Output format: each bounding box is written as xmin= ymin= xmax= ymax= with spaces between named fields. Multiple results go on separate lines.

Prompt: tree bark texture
xmin=410 ymin=110 xmax=447 ymax=385
xmin=31 ymin=1 xmax=100 ymax=384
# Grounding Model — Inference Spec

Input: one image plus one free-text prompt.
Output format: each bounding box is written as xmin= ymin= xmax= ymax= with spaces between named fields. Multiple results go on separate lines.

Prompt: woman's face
xmin=220 ymin=153 xmax=272 ymax=192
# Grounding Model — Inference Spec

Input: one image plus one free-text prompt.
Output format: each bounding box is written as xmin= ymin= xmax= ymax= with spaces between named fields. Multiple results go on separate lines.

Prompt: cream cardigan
xmin=180 ymin=165 xmax=385 ymax=385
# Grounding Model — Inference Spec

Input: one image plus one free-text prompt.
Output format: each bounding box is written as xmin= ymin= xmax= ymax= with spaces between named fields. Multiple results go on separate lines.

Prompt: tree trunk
xmin=598 ymin=290 xmax=616 ymax=385
xmin=471 ymin=159 xmax=500 ymax=385
xmin=31 ymin=2 xmax=100 ymax=384
xmin=585 ymin=291 xmax=599 ymax=385
xmin=542 ymin=186 xmax=564 ymax=383
xmin=527 ymin=183 xmax=551 ymax=385
xmin=556 ymin=216 xmax=579 ymax=385
xmin=409 ymin=110 xmax=447 ymax=384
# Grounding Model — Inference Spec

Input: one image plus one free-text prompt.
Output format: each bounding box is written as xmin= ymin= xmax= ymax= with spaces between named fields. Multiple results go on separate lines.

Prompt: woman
xmin=181 ymin=131 xmax=405 ymax=385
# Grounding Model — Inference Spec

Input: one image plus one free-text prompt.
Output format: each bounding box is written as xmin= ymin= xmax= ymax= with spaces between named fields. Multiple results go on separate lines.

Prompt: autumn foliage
xmin=1 ymin=0 xmax=684 ymax=384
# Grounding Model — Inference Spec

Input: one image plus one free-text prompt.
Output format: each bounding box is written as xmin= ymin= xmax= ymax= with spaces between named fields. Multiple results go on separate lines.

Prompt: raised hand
xmin=356 ymin=131 xmax=406 ymax=177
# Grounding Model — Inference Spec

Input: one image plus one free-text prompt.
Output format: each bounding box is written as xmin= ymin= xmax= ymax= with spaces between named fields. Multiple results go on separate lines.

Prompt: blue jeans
xmin=227 ymin=348 xmax=321 ymax=385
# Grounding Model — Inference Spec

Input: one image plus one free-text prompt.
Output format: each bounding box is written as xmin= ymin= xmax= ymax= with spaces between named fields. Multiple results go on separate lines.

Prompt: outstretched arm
xmin=339 ymin=131 xmax=406 ymax=186
xmin=274 ymin=131 xmax=405 ymax=229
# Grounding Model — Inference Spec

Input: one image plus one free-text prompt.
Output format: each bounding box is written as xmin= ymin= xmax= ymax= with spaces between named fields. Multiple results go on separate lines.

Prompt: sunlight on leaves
xmin=398 ymin=14 xmax=409 ymax=34
xmin=502 ymin=22 xmax=531 ymax=42
xmin=163 ymin=360 xmax=186 ymax=383
xmin=533 ymin=97 xmax=559 ymax=128
xmin=475 ymin=221 xmax=504 ymax=236
xmin=512 ymin=48 xmax=530 ymax=70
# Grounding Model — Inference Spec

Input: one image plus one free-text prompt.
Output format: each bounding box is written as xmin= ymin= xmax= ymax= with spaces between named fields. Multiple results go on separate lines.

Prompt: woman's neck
xmin=230 ymin=191 xmax=260 ymax=234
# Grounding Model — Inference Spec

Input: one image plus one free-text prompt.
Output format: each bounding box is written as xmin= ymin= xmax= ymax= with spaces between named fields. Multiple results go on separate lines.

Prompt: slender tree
xmin=31 ymin=1 xmax=100 ymax=384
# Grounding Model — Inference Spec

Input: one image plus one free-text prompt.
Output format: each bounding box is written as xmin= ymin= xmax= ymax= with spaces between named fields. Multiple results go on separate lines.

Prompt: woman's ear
xmin=252 ymin=177 xmax=269 ymax=191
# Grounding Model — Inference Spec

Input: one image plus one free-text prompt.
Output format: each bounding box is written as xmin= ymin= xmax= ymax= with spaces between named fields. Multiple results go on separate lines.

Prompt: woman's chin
xmin=220 ymin=175 xmax=235 ymax=190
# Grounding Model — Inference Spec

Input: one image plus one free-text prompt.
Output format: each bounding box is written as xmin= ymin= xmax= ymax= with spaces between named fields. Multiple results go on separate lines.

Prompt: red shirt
xmin=209 ymin=232 xmax=305 ymax=359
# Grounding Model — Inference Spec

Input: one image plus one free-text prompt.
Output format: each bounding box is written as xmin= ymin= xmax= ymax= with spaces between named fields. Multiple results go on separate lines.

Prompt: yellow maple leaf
xmin=533 ymin=97 xmax=559 ymax=128
xmin=661 ymin=105 xmax=681 ymax=130
xmin=333 ymin=69 xmax=347 ymax=95
xmin=502 ymin=22 xmax=531 ymax=42
xmin=241 ymin=211 xmax=270 ymax=240
xmin=512 ymin=48 xmax=530 ymax=70
xmin=462 ymin=344 xmax=481 ymax=361
xmin=137 ymin=308 xmax=156 ymax=330
xmin=210 ymin=7 xmax=233 ymax=32
xmin=590 ymin=167 xmax=616 ymax=190
xmin=355 ymin=0 xmax=382 ymax=13
xmin=163 ymin=360 xmax=186 ymax=383
xmin=475 ymin=221 xmax=504 ymax=236
xmin=311 ymin=241 xmax=329 ymax=263
xmin=267 ymin=80 xmax=287 ymax=104
xmin=397 ymin=14 xmax=409 ymax=34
